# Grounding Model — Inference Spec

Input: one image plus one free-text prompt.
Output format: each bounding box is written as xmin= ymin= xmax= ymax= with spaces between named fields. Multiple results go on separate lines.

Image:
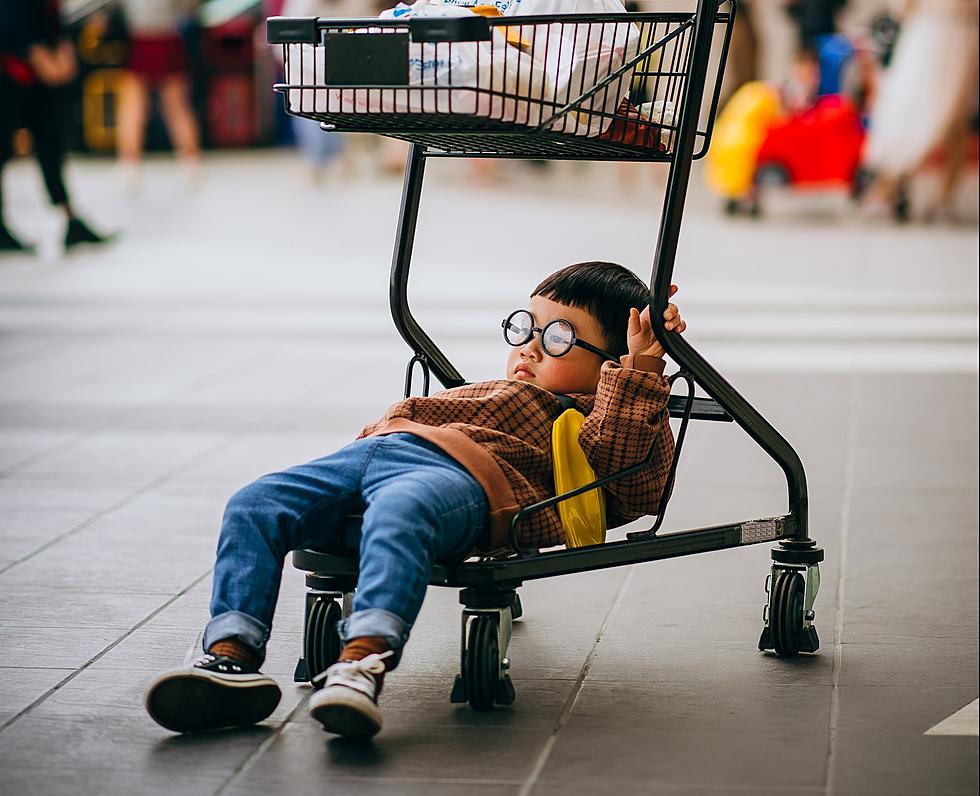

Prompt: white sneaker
xmin=308 ymin=651 xmax=393 ymax=739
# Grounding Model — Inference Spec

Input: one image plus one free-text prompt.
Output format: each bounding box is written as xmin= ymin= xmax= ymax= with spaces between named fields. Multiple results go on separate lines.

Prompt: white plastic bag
xmin=284 ymin=0 xmax=639 ymax=137
xmin=286 ymin=2 xmax=547 ymax=124
xmin=431 ymin=0 xmax=641 ymax=136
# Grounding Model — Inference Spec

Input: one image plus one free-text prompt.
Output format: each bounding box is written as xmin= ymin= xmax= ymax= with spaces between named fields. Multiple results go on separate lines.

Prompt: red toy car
xmin=753 ymin=94 xmax=866 ymax=194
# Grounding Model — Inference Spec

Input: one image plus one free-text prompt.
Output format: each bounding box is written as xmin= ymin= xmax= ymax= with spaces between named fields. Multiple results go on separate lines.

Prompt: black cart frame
xmin=268 ymin=0 xmax=824 ymax=711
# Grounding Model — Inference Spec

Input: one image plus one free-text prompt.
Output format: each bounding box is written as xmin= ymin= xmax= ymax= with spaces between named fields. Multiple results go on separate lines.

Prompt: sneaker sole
xmin=145 ymin=670 xmax=281 ymax=733
xmin=309 ymin=692 xmax=382 ymax=739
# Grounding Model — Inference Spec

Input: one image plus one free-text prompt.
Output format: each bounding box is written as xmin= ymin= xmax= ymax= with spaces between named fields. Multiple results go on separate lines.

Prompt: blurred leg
xmin=26 ymin=84 xmax=70 ymax=209
xmin=158 ymin=73 xmax=201 ymax=159
xmin=937 ymin=119 xmax=968 ymax=212
xmin=116 ymin=72 xmax=149 ymax=164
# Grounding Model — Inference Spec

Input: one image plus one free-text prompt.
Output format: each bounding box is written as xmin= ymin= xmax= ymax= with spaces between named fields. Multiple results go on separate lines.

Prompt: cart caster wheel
xmin=511 ymin=592 xmax=523 ymax=622
xmin=770 ymin=570 xmax=806 ymax=657
xmin=305 ymin=596 xmax=342 ymax=686
xmin=465 ymin=615 xmax=499 ymax=710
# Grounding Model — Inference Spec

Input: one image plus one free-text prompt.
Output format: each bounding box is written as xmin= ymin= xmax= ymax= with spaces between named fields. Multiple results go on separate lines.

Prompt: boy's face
xmin=505 ymin=295 xmax=610 ymax=395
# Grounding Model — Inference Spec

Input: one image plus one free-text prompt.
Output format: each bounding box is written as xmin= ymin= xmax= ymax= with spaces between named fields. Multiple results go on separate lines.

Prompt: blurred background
xmin=1 ymin=0 xmax=977 ymax=224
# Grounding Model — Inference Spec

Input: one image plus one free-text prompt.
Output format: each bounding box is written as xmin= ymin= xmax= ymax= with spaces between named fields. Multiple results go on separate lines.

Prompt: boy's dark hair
xmin=532 ymin=261 xmax=650 ymax=358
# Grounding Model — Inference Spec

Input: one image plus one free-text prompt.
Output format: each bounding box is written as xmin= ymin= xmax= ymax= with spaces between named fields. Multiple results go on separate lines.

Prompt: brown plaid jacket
xmin=359 ymin=356 xmax=674 ymax=551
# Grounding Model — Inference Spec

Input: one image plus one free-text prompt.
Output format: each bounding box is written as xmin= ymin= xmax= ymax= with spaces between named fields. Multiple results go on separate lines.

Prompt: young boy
xmin=144 ymin=261 xmax=686 ymax=739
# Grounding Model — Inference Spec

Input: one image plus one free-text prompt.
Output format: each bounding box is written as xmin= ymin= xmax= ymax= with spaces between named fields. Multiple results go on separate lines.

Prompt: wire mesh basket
xmin=268 ymin=3 xmax=735 ymax=161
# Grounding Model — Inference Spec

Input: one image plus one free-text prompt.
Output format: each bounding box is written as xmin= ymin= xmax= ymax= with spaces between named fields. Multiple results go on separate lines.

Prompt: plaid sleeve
xmin=578 ymin=362 xmax=674 ymax=523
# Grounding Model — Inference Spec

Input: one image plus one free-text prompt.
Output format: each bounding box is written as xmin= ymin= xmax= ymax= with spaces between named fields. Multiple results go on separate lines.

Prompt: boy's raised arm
xmin=578 ymin=291 xmax=686 ymax=525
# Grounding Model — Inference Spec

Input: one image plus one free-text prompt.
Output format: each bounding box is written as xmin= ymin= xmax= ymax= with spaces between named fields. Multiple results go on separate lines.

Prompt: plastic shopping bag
xmin=285 ymin=1 xmax=547 ymax=124
xmin=284 ymin=0 xmax=639 ymax=137
xmin=499 ymin=0 xmax=641 ymax=136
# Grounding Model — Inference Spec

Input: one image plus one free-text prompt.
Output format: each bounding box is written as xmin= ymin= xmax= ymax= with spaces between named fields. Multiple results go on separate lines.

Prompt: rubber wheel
xmin=770 ymin=570 xmax=805 ymax=657
xmin=465 ymin=615 xmax=499 ymax=711
xmin=511 ymin=592 xmax=523 ymax=621
xmin=305 ymin=597 xmax=342 ymax=685
xmin=754 ymin=162 xmax=791 ymax=189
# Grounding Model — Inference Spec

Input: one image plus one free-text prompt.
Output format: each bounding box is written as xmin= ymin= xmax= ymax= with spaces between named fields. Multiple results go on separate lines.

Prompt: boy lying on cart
xmin=145 ymin=261 xmax=686 ymax=740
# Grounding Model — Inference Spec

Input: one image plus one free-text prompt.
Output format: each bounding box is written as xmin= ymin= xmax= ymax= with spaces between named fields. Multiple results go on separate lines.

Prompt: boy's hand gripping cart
xmin=268 ymin=0 xmax=823 ymax=711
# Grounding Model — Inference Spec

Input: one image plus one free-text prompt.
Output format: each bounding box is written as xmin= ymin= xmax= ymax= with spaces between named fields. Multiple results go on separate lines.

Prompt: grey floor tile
xmin=842 ymin=602 xmax=979 ymax=647
xmin=0 ymin=767 xmax=227 ymax=796
xmin=0 ymin=588 xmax=169 ymax=629
xmin=0 ymin=430 xmax=80 ymax=472
xmin=530 ymin=786 xmax=823 ymax=796
xmin=830 ymin=732 xmax=979 ymax=794
xmin=567 ymin=680 xmax=831 ymax=733
xmin=226 ymin=719 xmax=547 ymax=785
xmin=0 ymin=626 xmax=126 ymax=669
xmin=228 ymin=780 xmax=520 ymax=796
xmin=0 ymin=711 xmax=277 ymax=774
xmin=0 ymin=666 xmax=73 ymax=725
xmin=14 ymin=431 xmax=227 ymax=482
xmin=0 ymin=480 xmax=137 ymax=560
xmin=834 ymin=685 xmax=980 ymax=737
xmin=588 ymin=634 xmax=832 ymax=687
xmin=851 ymin=375 xmax=978 ymax=492
xmin=836 ymin=643 xmax=978 ymax=688
xmin=671 ymin=373 xmax=852 ymax=491
xmin=536 ymin=724 xmax=829 ymax=790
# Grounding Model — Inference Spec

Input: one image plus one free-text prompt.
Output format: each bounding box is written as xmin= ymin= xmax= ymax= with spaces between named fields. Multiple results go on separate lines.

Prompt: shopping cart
xmin=266 ymin=0 xmax=824 ymax=711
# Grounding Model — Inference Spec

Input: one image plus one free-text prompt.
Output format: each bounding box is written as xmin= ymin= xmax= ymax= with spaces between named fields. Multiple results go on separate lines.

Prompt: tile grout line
xmin=0 ymin=426 xmax=97 ymax=481
xmin=212 ymin=693 xmax=312 ymax=796
xmin=0 ymin=568 xmax=213 ymax=734
xmin=517 ymin=566 xmax=636 ymax=796
xmin=0 ymin=431 xmax=241 ymax=577
xmin=0 ymin=335 xmax=270 ymax=485
xmin=823 ymin=374 xmax=860 ymax=796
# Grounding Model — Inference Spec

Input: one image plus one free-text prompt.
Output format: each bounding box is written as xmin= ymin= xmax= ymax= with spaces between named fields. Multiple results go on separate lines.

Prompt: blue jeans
xmin=205 ymin=434 xmax=488 ymax=668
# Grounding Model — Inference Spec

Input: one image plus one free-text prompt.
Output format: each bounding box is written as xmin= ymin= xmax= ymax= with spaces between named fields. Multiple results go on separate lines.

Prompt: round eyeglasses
xmin=502 ymin=309 xmax=617 ymax=361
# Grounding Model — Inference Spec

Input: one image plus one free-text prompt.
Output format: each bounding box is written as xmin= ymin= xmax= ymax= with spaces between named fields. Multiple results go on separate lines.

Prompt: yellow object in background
xmin=705 ymin=81 xmax=782 ymax=198
xmin=552 ymin=409 xmax=607 ymax=548
xmin=82 ymin=68 xmax=124 ymax=152
xmin=469 ymin=5 xmax=532 ymax=52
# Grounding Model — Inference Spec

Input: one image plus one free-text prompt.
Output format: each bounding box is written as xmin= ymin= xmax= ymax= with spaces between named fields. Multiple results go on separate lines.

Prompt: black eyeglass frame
xmin=501 ymin=309 xmax=619 ymax=363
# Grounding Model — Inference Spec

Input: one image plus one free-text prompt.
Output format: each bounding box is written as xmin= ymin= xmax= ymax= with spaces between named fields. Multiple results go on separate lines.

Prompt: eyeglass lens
xmin=503 ymin=310 xmax=576 ymax=357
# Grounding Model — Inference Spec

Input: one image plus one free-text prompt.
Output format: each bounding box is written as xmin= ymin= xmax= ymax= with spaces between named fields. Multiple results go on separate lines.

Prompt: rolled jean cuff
xmin=338 ymin=608 xmax=409 ymax=668
xmin=204 ymin=610 xmax=270 ymax=664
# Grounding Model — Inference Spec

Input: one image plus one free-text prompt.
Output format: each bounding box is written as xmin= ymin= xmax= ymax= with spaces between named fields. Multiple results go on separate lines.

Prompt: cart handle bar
xmin=266 ymin=11 xmax=732 ymax=45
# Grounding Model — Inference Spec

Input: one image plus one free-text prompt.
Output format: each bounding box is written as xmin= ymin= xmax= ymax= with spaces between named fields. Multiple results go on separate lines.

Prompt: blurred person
xmin=782 ymin=47 xmax=820 ymax=112
xmin=280 ymin=0 xmax=355 ymax=182
xmin=0 ymin=0 xmax=114 ymax=254
xmin=114 ymin=0 xmax=201 ymax=191
xmin=721 ymin=0 xmax=759 ymax=104
xmin=862 ymin=0 xmax=980 ymax=221
xmin=785 ymin=0 xmax=846 ymax=50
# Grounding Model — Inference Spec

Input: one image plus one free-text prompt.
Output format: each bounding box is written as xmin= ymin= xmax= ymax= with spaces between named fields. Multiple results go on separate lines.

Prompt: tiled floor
xmin=0 ymin=151 xmax=977 ymax=795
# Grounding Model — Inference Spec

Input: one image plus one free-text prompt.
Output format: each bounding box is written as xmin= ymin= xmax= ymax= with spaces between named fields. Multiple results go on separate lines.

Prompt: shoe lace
xmin=312 ymin=650 xmax=394 ymax=687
